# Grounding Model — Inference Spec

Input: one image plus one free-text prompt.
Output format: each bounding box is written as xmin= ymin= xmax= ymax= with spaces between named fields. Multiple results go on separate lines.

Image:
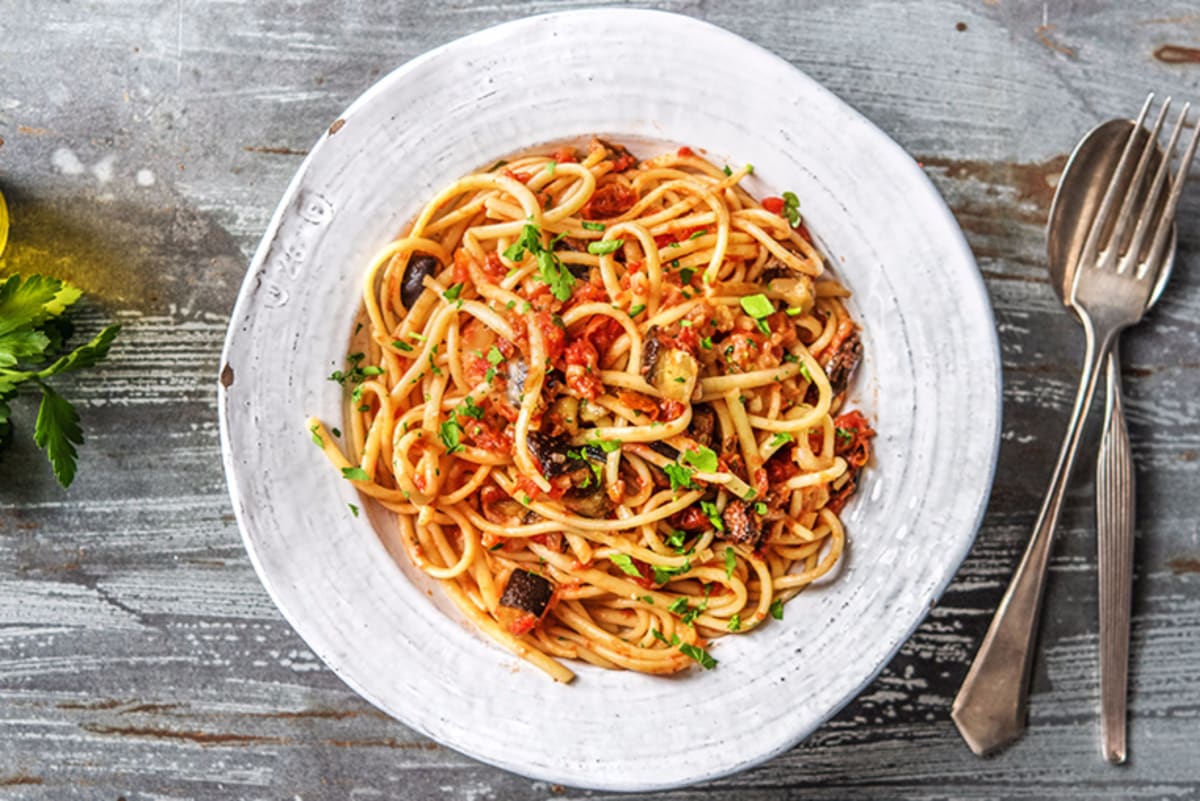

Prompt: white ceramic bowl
xmin=219 ymin=9 xmax=1001 ymax=791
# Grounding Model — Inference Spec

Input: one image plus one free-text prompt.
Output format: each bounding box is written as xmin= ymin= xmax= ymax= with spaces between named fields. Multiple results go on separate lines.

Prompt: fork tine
xmin=1126 ymin=102 xmax=1190 ymax=278
xmin=1078 ymin=94 xmax=1156 ymax=271
xmin=1145 ymin=105 xmax=1200 ymax=276
xmin=1099 ymin=98 xmax=1166 ymax=268
xmin=1108 ymin=99 xmax=1172 ymax=266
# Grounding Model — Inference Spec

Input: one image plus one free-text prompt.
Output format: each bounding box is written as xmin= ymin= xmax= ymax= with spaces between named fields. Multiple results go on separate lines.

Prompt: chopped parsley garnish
xmin=504 ymin=223 xmax=576 ymax=301
xmin=360 ymin=365 xmax=384 ymax=377
xmin=459 ymin=395 xmax=485 ymax=420
xmin=667 ymin=597 xmax=690 ymax=615
xmin=724 ymin=546 xmax=737 ymax=578
xmin=331 ymin=427 xmax=342 ymax=438
xmin=700 ymin=336 xmax=713 ymax=350
xmin=740 ymin=293 xmax=774 ymax=320
xmin=392 ymin=340 xmax=414 ymax=352
xmin=753 ymin=501 xmax=768 ymax=515
xmin=581 ymin=221 xmax=606 ymax=232
xmin=781 ymin=351 xmax=799 ymax=363
xmin=688 ymin=229 xmax=706 ymax=240
xmin=587 ymin=437 xmax=621 ymax=453
xmin=652 ymin=560 xmax=691 ymax=585
xmin=785 ymin=307 xmax=803 ymax=317
xmin=679 ymin=642 xmax=718 ymax=669
xmin=723 ymin=164 xmax=733 ymax=176
xmin=682 ymin=445 xmax=718 ymax=473
xmin=727 ymin=614 xmax=741 ymax=632
xmin=651 ymin=627 xmax=671 ymax=645
xmin=629 ymin=303 xmax=646 ymax=318
xmin=546 ymin=160 xmax=557 ymax=176
xmin=768 ymin=432 xmax=794 ymax=448
xmin=679 ymin=267 xmax=695 ymax=284
xmin=770 ymin=598 xmax=785 ymax=620
xmin=640 ymin=595 xmax=655 ymax=604
xmin=486 ymin=346 xmax=505 ymax=366
xmin=443 ymin=282 xmax=464 ymax=301
xmin=836 ymin=426 xmax=855 ymax=444
xmin=663 ymin=463 xmax=697 ymax=491
xmin=782 ymin=191 xmax=802 ymax=227
xmin=348 ymin=503 xmax=359 ymax=518
xmin=438 ymin=419 xmax=464 ymax=454
xmin=700 ymin=500 xmax=725 ymax=532
xmin=665 ymin=528 xmax=688 ymax=551
xmin=587 ymin=239 xmax=624 ymax=256
xmin=610 ymin=553 xmax=642 ymax=578
xmin=798 ymin=361 xmax=813 ymax=382
xmin=309 ymin=423 xmax=324 ymax=448
xmin=341 ymin=466 xmax=369 ymax=481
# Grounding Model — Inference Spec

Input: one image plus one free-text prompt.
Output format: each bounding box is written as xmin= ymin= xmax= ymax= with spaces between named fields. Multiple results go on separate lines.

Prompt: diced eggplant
xmin=687 ymin=404 xmax=717 ymax=449
xmin=561 ymin=483 xmax=613 ymax=519
xmin=497 ymin=569 xmax=555 ymax=634
xmin=400 ymin=254 xmax=439 ymax=309
xmin=648 ymin=441 xmax=681 ymax=461
xmin=822 ymin=331 xmax=862 ymax=396
xmin=719 ymin=500 xmax=763 ymax=548
xmin=640 ymin=327 xmax=699 ymax=403
xmin=499 ymin=570 xmax=554 ymax=616
xmin=526 ymin=430 xmax=582 ymax=478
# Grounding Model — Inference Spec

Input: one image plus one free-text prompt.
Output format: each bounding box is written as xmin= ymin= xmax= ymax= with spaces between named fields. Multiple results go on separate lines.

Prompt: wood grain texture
xmin=1 ymin=0 xmax=1199 ymax=798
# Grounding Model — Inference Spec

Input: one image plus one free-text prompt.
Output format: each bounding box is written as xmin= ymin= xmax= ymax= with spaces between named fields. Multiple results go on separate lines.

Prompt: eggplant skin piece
xmin=719 ymin=500 xmax=763 ymax=548
xmin=400 ymin=254 xmax=440 ymax=309
xmin=823 ymin=331 xmax=862 ymax=396
xmin=499 ymin=570 xmax=554 ymax=617
xmin=526 ymin=430 xmax=580 ymax=478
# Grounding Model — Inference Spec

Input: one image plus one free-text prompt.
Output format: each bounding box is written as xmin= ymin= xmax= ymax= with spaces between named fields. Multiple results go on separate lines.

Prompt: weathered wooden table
xmin=2 ymin=2 xmax=1198 ymax=798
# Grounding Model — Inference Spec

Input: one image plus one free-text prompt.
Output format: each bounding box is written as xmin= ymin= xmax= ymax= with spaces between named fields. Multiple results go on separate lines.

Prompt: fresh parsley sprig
xmin=0 ymin=274 xmax=121 ymax=487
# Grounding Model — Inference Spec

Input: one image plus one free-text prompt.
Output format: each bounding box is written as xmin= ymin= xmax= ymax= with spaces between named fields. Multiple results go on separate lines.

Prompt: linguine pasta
xmin=309 ymin=139 xmax=874 ymax=682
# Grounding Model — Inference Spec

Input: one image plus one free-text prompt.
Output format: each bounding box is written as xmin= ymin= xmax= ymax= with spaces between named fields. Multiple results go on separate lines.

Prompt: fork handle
xmin=1098 ymin=340 xmax=1135 ymax=764
xmin=952 ymin=320 xmax=1117 ymax=756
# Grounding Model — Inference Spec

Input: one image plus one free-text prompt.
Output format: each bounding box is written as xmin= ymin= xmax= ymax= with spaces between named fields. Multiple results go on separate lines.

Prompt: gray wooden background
xmin=2 ymin=1 xmax=1199 ymax=799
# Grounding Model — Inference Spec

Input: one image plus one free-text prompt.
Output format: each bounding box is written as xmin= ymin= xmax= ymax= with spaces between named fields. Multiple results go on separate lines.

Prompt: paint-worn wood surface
xmin=2 ymin=1 xmax=1199 ymax=798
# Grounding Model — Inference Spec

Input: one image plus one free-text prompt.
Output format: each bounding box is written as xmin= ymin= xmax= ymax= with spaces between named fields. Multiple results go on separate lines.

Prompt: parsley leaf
xmin=663 ymin=463 xmax=697 ymax=491
xmin=587 ymin=437 xmax=621 ymax=453
xmin=782 ymin=191 xmax=802 ymax=227
xmin=700 ymin=500 xmax=725 ymax=532
xmin=610 ymin=553 xmax=643 ymax=578
xmin=0 ymin=274 xmax=122 ymax=487
xmin=348 ymin=503 xmax=360 ymax=517
xmin=652 ymin=559 xmax=691 ymax=585
xmin=309 ymin=423 xmax=325 ymax=448
xmin=768 ymin=432 xmax=794 ymax=448
xmin=587 ymin=239 xmax=624 ymax=255
xmin=728 ymin=613 xmax=741 ymax=632
xmin=628 ymin=303 xmax=646 ymax=318
xmin=724 ymin=546 xmax=737 ymax=578
xmin=32 ymin=384 xmax=83 ymax=488
xmin=438 ymin=419 xmax=464 ymax=454
xmin=770 ymin=598 xmax=785 ymax=620
xmin=682 ymin=445 xmax=718 ymax=473
xmin=505 ymin=223 xmax=576 ymax=301
xmin=486 ymin=346 xmax=505 ymax=366
xmin=679 ymin=642 xmax=718 ymax=669
xmin=341 ymin=466 xmax=369 ymax=481
xmin=443 ymin=282 xmax=464 ymax=301
xmin=667 ymin=597 xmax=690 ymax=615
xmin=739 ymin=294 xmax=774 ymax=319
xmin=459 ymin=395 xmax=485 ymax=420
xmin=581 ymin=221 xmax=606 ymax=232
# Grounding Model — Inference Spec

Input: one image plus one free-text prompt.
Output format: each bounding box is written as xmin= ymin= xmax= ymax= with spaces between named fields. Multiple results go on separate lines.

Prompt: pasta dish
xmin=308 ymin=139 xmax=873 ymax=682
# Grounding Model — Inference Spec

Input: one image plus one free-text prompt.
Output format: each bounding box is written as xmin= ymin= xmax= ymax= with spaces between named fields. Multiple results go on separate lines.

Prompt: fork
xmin=951 ymin=95 xmax=1200 ymax=757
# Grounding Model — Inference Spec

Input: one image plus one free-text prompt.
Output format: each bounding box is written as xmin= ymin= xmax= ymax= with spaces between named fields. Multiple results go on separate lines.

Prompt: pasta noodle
xmin=309 ymin=139 xmax=874 ymax=682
